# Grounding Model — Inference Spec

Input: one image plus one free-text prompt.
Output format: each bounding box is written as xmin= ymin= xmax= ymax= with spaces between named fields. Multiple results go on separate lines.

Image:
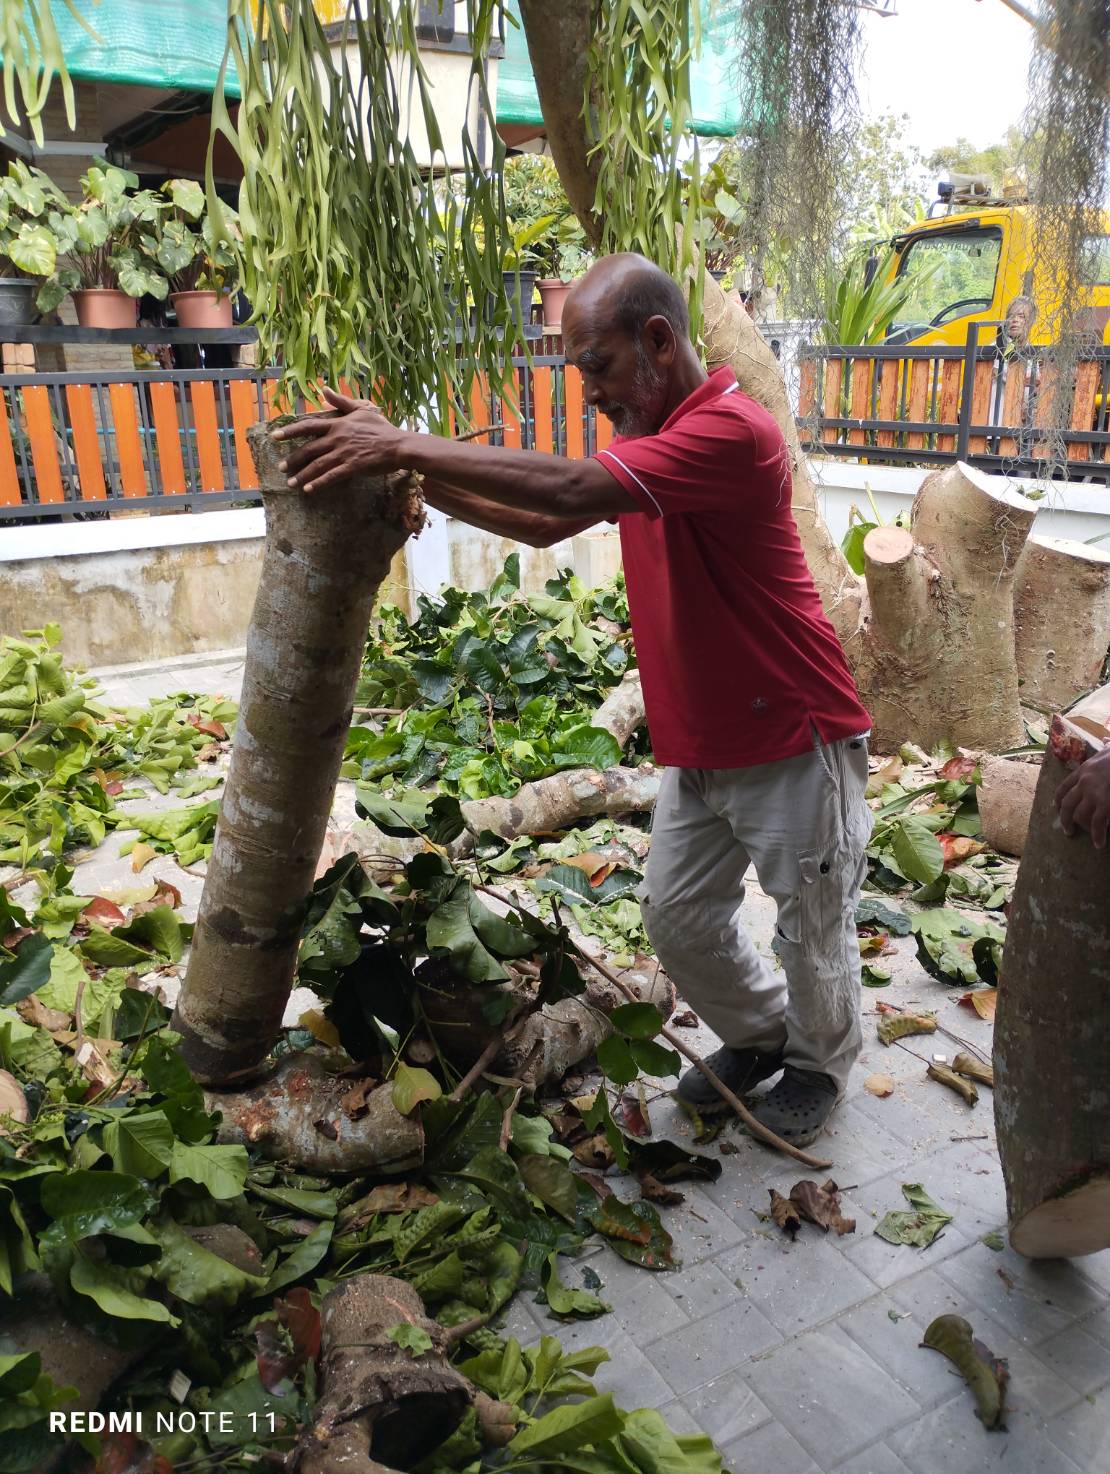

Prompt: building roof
xmin=53 ymin=0 xmax=241 ymax=99
xmin=496 ymin=0 xmax=742 ymax=140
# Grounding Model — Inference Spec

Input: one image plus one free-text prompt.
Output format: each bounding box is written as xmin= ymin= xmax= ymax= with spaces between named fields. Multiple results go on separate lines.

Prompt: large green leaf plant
xmin=37 ymin=162 xmax=170 ymax=311
xmin=0 ymin=160 xmax=76 ymax=296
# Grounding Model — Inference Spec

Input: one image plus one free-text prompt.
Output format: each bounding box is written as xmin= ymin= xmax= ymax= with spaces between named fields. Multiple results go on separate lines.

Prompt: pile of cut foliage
xmin=0 ymin=622 xmax=723 ymax=1474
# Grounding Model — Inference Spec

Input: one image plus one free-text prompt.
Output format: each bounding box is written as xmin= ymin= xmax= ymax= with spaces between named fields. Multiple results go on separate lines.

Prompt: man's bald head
xmin=566 ymin=253 xmax=689 ymax=344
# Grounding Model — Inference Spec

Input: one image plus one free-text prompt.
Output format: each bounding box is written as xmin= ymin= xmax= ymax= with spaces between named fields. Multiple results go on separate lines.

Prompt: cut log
xmin=295 ymin=1275 xmax=472 ymax=1474
xmin=994 ymin=688 xmax=1110 ymax=1258
xmin=459 ymin=762 xmax=661 ymax=841
xmin=1013 ymin=535 xmax=1110 ymax=713
xmin=593 ymin=669 xmax=646 ymax=749
xmin=978 ymin=755 xmax=1042 ymax=857
xmin=417 ymin=954 xmax=674 ymax=1087
xmin=208 ymin=1053 xmax=424 ymax=1174
xmin=855 ymin=464 xmax=1039 ymax=752
xmin=172 ymin=418 xmax=423 ymax=1084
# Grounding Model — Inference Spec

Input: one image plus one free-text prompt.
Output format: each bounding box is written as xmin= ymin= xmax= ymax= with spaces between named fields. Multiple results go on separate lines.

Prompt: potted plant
xmin=503 ymin=155 xmax=591 ymax=330
xmin=0 ymin=161 xmax=76 ymax=327
xmin=498 ymin=215 xmax=556 ymax=331
xmin=534 ymin=217 xmax=591 ymax=331
xmin=694 ymin=159 xmax=745 ymax=283
xmin=39 ymin=163 xmax=170 ymax=328
xmin=142 ymin=179 xmax=241 ymax=328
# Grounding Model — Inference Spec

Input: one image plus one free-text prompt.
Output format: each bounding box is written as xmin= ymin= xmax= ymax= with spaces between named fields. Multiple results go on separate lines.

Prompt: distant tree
xmin=926 ymin=125 xmax=1043 ymax=195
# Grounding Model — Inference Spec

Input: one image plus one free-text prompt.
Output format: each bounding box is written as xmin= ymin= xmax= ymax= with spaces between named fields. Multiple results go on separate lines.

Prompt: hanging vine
xmin=1021 ymin=0 xmax=1109 ymax=471
xmin=0 ymin=0 xmax=98 ymax=143
xmin=729 ymin=0 xmax=862 ymax=317
xmin=586 ymin=0 xmax=704 ymax=337
xmin=207 ymin=0 xmax=514 ymax=424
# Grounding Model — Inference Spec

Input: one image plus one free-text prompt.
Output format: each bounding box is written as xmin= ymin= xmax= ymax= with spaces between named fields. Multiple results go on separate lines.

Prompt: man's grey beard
xmin=603 ymin=343 xmax=665 ymax=439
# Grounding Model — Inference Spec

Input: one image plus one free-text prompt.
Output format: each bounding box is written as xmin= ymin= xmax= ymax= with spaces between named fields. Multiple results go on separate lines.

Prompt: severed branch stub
xmin=927 ymin=1062 xmax=979 ymax=1107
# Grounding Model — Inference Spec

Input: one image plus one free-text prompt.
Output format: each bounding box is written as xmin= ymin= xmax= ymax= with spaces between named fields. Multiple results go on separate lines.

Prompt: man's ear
xmin=644 ymin=314 xmax=678 ymax=364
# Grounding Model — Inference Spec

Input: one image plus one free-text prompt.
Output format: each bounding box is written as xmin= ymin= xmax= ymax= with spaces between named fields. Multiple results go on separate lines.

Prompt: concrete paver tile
xmin=832 ymin=1442 xmax=916 ymax=1474
xmin=680 ymin=1369 xmax=771 ymax=1444
xmin=1036 ymin=1326 xmax=1110 ymax=1398
xmin=837 ymin=1294 xmax=965 ymax=1409
xmin=936 ymin=1240 xmax=1106 ymax=1345
xmin=743 ymin=1326 xmax=921 ymax=1466
xmin=890 ymin=1394 xmax=1084 ymax=1474
xmin=720 ymin=1418 xmax=821 ymax=1474
xmin=642 ymin=1300 xmax=781 ymax=1397
xmin=713 ymin=1232 xmax=877 ymax=1335
xmin=1046 ymin=1389 xmax=1110 ymax=1474
xmin=663 ymin=1259 xmax=748 ymax=1322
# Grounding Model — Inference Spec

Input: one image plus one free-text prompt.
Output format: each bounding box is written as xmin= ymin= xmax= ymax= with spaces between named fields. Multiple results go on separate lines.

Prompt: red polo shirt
xmin=595 ymin=365 xmax=870 ymax=768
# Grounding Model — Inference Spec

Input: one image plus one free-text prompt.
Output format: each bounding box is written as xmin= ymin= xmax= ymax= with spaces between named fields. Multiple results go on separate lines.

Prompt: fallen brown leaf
xmin=768 ymin=1188 xmax=802 ymax=1239
xmin=638 ymin=1172 xmax=684 ymax=1207
xmin=938 ymin=754 xmax=979 ymax=781
xmin=16 ymin=995 xmax=71 ymax=1034
xmin=878 ymin=1011 xmax=938 ymax=1045
xmin=188 ymin=714 xmax=227 ymax=740
xmin=338 ymin=1077 xmax=379 ymax=1119
xmin=80 ymin=896 xmax=128 ymax=928
xmin=958 ymin=989 xmax=998 ymax=1022
xmin=561 ymin=851 xmax=619 ymax=886
xmin=298 ymin=1009 xmax=341 ymax=1047
xmin=671 ymin=1009 xmax=699 ymax=1028
xmin=196 ymin=742 xmax=221 ymax=762
xmin=864 ymin=1073 xmax=895 ymax=1098
xmin=616 ymin=1087 xmax=651 ymax=1138
xmin=130 ymin=842 xmax=158 ymax=874
xmin=571 ymin=1133 xmax=615 ymax=1170
xmin=939 ymin=833 xmax=986 ymax=868
xmin=789 ymin=1178 xmax=856 ymax=1236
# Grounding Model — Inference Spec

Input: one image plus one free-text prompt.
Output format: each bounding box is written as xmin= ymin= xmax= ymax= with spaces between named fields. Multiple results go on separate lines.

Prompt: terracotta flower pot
xmin=72 ymin=289 xmax=137 ymax=329
xmin=171 ymin=291 xmax=234 ymax=329
xmin=537 ymin=278 xmax=574 ymax=332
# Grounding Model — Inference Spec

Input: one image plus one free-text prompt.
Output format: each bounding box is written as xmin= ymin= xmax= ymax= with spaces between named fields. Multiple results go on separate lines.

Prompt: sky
xmin=857 ymin=0 xmax=1036 ymax=158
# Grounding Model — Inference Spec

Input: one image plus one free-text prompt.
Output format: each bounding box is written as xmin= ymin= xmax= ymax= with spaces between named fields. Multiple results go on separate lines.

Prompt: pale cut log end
xmin=1010 ymin=1176 xmax=1110 ymax=1259
xmin=863 ymin=524 xmax=915 ymax=568
xmin=978 ymin=755 xmax=1041 ymax=858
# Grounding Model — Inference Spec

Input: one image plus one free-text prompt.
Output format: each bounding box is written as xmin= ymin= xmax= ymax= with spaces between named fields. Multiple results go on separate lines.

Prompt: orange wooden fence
xmin=0 ymin=355 xmax=606 ymax=518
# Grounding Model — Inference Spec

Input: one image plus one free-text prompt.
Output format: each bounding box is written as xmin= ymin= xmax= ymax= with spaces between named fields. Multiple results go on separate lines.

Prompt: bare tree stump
xmin=978 ymin=755 xmax=1041 ymax=857
xmin=295 ymin=1276 xmax=472 ymax=1474
xmin=994 ymin=693 xmax=1110 ymax=1258
xmin=1014 ymin=536 xmax=1110 ymax=713
xmin=208 ymin=1054 xmax=423 ymax=1174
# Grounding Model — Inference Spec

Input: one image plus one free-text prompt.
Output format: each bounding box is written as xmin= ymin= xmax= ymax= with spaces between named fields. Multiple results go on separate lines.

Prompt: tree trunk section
xmin=978 ymin=755 xmax=1041 ymax=857
xmin=172 ymin=419 xmax=422 ymax=1083
xmin=295 ymin=1275 xmax=471 ymax=1474
xmin=1013 ymin=535 xmax=1110 ymax=713
xmin=854 ymin=463 xmax=1039 ymax=752
xmin=994 ymin=699 xmax=1110 ymax=1258
xmin=207 ymin=1053 xmax=424 ymax=1174
xmin=417 ymin=955 xmax=675 ymax=1086
xmin=699 ymin=273 xmax=864 ymax=648
xmin=593 ymin=669 xmax=646 ymax=748
xmin=459 ymin=762 xmax=661 ymax=841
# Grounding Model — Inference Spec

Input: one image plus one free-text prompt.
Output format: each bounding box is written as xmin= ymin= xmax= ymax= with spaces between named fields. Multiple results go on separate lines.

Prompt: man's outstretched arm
xmin=420 ymin=478 xmax=600 ymax=549
xmin=272 ymin=388 xmax=636 ymax=523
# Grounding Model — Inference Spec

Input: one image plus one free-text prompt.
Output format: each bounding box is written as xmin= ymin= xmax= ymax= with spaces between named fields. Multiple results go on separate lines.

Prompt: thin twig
xmin=499 ymin=1085 xmax=523 ymax=1152
xmin=352 ymin=706 xmax=404 ymax=717
xmin=452 ymin=423 xmax=503 ymax=443
xmin=446 ymin=1004 xmax=529 ymax=1104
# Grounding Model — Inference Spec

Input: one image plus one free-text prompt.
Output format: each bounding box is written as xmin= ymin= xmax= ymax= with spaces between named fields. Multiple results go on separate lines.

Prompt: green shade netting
xmin=497 ymin=0 xmax=743 ymax=139
xmin=51 ymin=0 xmax=241 ymax=99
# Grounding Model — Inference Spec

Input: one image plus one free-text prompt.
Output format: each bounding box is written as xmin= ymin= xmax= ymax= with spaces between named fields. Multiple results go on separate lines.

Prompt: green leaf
xmin=266 ymin=1219 xmax=333 ymax=1295
xmin=392 ymin=1064 xmax=442 ymax=1116
xmin=386 ymin=1323 xmax=434 ymax=1357
xmin=40 ymin=1170 xmax=157 ymax=1241
xmin=629 ymin=1039 xmax=681 ymax=1078
xmin=840 ymin=519 xmax=877 ymax=575
xmin=70 ymin=1253 xmax=179 ymax=1325
xmin=855 ymin=900 xmax=912 ymax=936
xmin=101 ymin=1111 xmax=174 ymax=1180
xmin=425 ymin=885 xmax=507 ymax=983
xmin=112 ymin=906 xmax=184 ymax=963
xmin=534 ymin=863 xmax=642 ymax=907
xmin=609 ymin=1002 xmax=664 ymax=1039
xmin=464 ymin=643 xmax=508 ymax=695
xmin=168 ymin=1142 xmax=249 ymax=1200
xmin=596 ymin=1035 xmax=638 ymax=1087
xmin=875 ymin=1183 xmax=954 ymax=1248
xmin=518 ymin=1154 xmax=579 ymax=1222
xmin=541 ymin=1251 xmax=611 ymax=1319
xmin=166 ymin=177 xmax=204 ymax=217
xmin=507 ymin=1393 xmax=625 ymax=1458
xmin=0 ymin=934 xmax=52 ymax=1009
xmin=77 ymin=927 xmax=153 ymax=967
xmin=890 ymin=817 xmax=945 ymax=886
xmin=554 ymin=726 xmax=623 ymax=770
xmin=586 ymin=1195 xmax=677 ymax=1269
xmin=147 ymin=1215 xmax=267 ymax=1308
xmin=911 ymin=908 xmax=1005 ymax=986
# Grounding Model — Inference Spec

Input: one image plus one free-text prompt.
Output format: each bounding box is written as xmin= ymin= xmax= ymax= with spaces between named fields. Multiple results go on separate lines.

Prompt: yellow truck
xmin=883 ymin=180 xmax=1110 ymax=348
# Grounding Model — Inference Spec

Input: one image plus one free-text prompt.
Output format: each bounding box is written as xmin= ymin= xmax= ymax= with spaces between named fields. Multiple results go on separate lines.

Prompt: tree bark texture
xmin=853 ymin=464 xmax=1040 ymax=752
xmin=1013 ymin=535 xmax=1110 ymax=714
xmin=977 ymin=755 xmax=1041 ymax=858
xmin=458 ymin=762 xmax=661 ymax=841
xmin=593 ymin=669 xmax=647 ymax=748
xmin=994 ymin=696 xmax=1110 ymax=1259
xmin=208 ymin=1053 xmax=424 ymax=1175
xmin=417 ymin=955 xmax=675 ymax=1087
xmin=172 ymin=419 xmax=423 ymax=1083
xmin=294 ymin=1275 xmax=472 ymax=1474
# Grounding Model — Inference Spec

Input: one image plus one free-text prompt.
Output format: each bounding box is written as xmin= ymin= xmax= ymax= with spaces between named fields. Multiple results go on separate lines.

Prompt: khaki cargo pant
xmin=639 ymin=735 xmax=872 ymax=1091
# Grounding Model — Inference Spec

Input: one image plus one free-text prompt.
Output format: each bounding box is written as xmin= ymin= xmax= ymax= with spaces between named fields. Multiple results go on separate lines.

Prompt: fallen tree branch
xmin=593 ymin=670 xmax=646 ymax=749
xmin=458 ymin=762 xmax=662 ymax=843
xmin=445 ymin=1004 xmax=530 ymax=1103
xmin=208 ymin=1053 xmax=423 ymax=1174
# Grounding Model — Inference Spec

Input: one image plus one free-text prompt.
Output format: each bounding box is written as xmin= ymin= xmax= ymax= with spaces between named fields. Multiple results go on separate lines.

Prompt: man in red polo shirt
xmin=275 ymin=253 xmax=872 ymax=1148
